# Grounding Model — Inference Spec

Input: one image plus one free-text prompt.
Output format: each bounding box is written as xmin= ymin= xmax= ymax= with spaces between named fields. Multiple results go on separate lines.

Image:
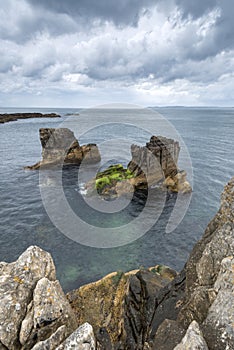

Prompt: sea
xmin=0 ymin=106 xmax=233 ymax=292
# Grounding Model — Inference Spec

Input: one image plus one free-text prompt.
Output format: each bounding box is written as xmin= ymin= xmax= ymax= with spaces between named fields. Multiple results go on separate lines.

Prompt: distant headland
xmin=0 ymin=112 xmax=61 ymax=124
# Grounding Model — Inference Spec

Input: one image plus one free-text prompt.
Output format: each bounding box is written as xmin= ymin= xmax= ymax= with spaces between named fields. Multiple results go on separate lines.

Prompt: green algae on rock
xmin=95 ymin=164 xmax=134 ymax=192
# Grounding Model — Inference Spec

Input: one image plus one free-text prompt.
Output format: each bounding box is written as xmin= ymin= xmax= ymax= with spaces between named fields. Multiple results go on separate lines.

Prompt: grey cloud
xmin=175 ymin=0 xmax=217 ymax=18
xmin=27 ymin=0 xmax=157 ymax=26
xmin=0 ymin=0 xmax=233 ymax=107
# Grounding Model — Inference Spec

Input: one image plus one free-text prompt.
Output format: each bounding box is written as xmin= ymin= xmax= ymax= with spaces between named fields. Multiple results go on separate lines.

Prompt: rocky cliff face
xmin=25 ymin=128 xmax=101 ymax=170
xmin=128 ymin=136 xmax=191 ymax=193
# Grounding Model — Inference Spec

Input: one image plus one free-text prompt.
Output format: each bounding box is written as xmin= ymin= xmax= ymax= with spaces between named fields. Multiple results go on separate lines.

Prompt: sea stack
xmin=25 ymin=128 xmax=101 ymax=170
xmin=128 ymin=135 xmax=192 ymax=193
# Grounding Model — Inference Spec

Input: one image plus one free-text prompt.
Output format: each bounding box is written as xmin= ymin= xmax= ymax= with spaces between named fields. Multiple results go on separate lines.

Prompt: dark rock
xmin=151 ymin=319 xmax=185 ymax=350
xmin=25 ymin=128 xmax=101 ymax=170
xmin=0 ymin=112 xmax=60 ymax=124
xmin=67 ymin=265 xmax=177 ymax=350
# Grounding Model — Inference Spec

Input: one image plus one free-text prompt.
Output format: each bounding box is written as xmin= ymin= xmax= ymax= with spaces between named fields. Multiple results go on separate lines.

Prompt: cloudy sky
xmin=0 ymin=0 xmax=233 ymax=107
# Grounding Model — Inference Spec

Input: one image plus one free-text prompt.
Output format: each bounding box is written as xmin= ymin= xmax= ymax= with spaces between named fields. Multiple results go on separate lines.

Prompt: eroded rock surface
xmin=0 ymin=246 xmax=81 ymax=349
xmin=128 ymin=136 xmax=191 ymax=193
xmin=56 ymin=322 xmax=96 ymax=350
xmin=25 ymin=128 xmax=101 ymax=170
xmin=67 ymin=265 xmax=177 ymax=349
xmin=174 ymin=321 xmax=208 ymax=350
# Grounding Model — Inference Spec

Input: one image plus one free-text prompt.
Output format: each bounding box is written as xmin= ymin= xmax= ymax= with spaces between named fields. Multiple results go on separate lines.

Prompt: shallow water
xmin=0 ymin=106 xmax=233 ymax=291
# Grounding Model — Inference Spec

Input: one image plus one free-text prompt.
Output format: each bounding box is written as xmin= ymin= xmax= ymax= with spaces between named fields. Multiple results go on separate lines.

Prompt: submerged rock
xmin=25 ymin=128 xmax=101 ymax=170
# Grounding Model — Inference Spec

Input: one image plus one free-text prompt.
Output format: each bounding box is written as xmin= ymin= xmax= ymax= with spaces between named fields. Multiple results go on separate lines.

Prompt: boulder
xmin=0 ymin=246 xmax=77 ymax=349
xmin=56 ymin=323 xmax=96 ymax=350
xmin=25 ymin=128 xmax=101 ymax=170
xmin=174 ymin=321 xmax=208 ymax=350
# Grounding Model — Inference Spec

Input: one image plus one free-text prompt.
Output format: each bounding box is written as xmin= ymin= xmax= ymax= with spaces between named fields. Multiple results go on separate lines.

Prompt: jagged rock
xmin=201 ymin=256 xmax=234 ymax=350
xmin=86 ymin=136 xmax=191 ymax=198
xmin=151 ymin=319 xmax=185 ymax=350
xmin=31 ymin=326 xmax=67 ymax=350
xmin=20 ymin=277 xmax=77 ymax=349
xmin=128 ymin=135 xmax=191 ymax=193
xmin=174 ymin=321 xmax=208 ymax=350
xmin=0 ymin=112 xmax=60 ymax=124
xmin=56 ymin=323 xmax=96 ymax=350
xmin=67 ymin=265 xmax=177 ymax=349
xmin=25 ymin=128 xmax=101 ymax=170
xmin=0 ymin=246 xmax=77 ymax=349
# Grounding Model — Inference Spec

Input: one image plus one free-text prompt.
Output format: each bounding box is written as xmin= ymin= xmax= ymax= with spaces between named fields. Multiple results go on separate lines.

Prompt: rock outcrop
xmin=128 ymin=136 xmax=191 ymax=193
xmin=0 ymin=246 xmax=96 ymax=349
xmin=0 ymin=113 xmax=60 ymax=124
xmin=67 ymin=265 xmax=177 ymax=349
xmin=1 ymin=177 xmax=233 ymax=349
xmin=25 ymin=128 xmax=101 ymax=170
xmin=86 ymin=136 xmax=191 ymax=198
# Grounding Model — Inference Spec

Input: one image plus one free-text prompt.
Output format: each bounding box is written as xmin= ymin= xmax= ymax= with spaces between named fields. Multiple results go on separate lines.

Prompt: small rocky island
xmin=0 ymin=177 xmax=233 ymax=349
xmin=25 ymin=128 xmax=101 ymax=170
xmin=86 ymin=135 xmax=192 ymax=197
xmin=0 ymin=112 xmax=61 ymax=124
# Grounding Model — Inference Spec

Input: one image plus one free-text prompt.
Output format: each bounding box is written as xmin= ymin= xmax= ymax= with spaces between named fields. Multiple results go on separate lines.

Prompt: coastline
xmin=0 ymin=112 xmax=61 ymax=124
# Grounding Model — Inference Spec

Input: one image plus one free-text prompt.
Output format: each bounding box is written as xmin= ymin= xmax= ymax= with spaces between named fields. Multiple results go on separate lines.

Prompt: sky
xmin=0 ymin=0 xmax=234 ymax=107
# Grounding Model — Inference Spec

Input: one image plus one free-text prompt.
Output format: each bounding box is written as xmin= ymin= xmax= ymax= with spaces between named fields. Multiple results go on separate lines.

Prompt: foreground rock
xmin=25 ymin=128 xmax=101 ymax=170
xmin=0 ymin=112 xmax=60 ymax=124
xmin=67 ymin=265 xmax=177 ymax=349
xmin=0 ymin=246 xmax=95 ymax=349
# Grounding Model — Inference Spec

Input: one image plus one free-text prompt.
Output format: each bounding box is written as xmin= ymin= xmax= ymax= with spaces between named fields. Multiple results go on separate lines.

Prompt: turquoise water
xmin=0 ymin=106 xmax=233 ymax=291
